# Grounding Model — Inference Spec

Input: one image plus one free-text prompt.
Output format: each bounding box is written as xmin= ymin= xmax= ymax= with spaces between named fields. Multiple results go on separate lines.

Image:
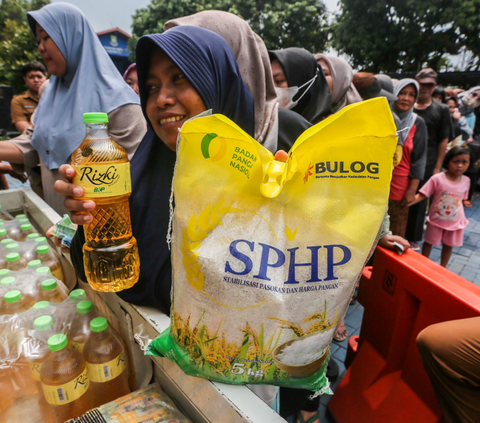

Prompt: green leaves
xmin=0 ymin=0 xmax=50 ymax=93
xmin=129 ymin=0 xmax=329 ymax=58
xmin=332 ymin=0 xmax=480 ymax=72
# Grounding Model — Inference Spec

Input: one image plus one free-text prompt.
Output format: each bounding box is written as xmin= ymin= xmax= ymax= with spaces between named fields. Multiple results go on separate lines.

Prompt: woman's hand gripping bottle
xmin=71 ymin=112 xmax=139 ymax=292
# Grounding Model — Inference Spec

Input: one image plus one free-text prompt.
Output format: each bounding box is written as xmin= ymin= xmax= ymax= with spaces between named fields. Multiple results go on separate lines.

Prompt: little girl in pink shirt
xmin=410 ymin=146 xmax=471 ymax=267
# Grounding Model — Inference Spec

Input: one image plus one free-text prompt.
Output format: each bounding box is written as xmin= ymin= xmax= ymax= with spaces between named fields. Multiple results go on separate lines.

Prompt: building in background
xmin=96 ymin=28 xmax=132 ymax=75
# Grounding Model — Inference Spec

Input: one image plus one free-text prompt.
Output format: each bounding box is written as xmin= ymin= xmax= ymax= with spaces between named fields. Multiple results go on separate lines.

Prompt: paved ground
xmin=5 ymin=173 xmax=479 ymax=422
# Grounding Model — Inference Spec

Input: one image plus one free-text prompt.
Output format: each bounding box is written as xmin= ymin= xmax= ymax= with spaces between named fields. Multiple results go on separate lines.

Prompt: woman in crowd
xmin=164 ymin=10 xmax=312 ymax=152
xmin=315 ymin=54 xmax=363 ymax=113
xmin=388 ymin=79 xmax=428 ymax=237
xmin=268 ymin=47 xmax=332 ymax=123
xmin=123 ymin=63 xmax=139 ymax=95
xmin=0 ymin=3 xmax=146 ymax=215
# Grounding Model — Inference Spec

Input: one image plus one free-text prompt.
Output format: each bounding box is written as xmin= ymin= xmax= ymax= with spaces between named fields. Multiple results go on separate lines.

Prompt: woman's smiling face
xmin=145 ymin=49 xmax=206 ymax=151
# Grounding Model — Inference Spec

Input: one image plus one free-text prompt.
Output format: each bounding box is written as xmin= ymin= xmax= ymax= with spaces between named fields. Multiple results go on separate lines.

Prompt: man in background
xmin=10 ymin=61 xmax=47 ymax=133
xmin=405 ymin=68 xmax=452 ymax=249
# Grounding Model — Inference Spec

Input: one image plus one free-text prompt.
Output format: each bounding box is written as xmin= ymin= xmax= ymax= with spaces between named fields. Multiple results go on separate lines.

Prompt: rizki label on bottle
xmin=87 ymin=350 xmax=126 ymax=383
xmin=72 ymin=163 xmax=132 ymax=197
xmin=29 ymin=361 xmax=42 ymax=382
xmin=42 ymin=367 xmax=89 ymax=405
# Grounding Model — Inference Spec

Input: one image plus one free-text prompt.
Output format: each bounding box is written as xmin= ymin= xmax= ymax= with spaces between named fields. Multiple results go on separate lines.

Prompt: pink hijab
xmin=315 ymin=54 xmax=362 ymax=113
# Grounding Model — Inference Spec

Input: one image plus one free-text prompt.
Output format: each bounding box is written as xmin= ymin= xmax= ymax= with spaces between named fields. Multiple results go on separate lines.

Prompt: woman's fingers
xmin=54 ymin=179 xmax=84 ymax=197
xmin=59 ymin=164 xmax=76 ymax=181
xmin=63 ymin=198 xmax=95 ymax=212
xmin=68 ymin=212 xmax=93 ymax=225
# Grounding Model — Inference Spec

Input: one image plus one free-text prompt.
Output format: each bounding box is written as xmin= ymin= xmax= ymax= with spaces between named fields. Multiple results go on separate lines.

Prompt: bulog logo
xmin=316 ymin=161 xmax=379 ymax=175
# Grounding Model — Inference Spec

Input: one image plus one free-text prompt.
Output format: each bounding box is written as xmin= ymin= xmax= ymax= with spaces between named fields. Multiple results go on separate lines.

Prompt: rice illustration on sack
xmin=147 ymin=98 xmax=398 ymax=392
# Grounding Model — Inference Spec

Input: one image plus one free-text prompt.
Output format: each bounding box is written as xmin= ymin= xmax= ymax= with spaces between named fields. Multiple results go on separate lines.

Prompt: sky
xmin=52 ymin=0 xmax=340 ymax=34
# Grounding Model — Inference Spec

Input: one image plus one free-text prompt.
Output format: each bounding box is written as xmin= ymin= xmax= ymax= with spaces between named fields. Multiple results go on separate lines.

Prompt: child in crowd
xmin=410 ymin=146 xmax=471 ymax=267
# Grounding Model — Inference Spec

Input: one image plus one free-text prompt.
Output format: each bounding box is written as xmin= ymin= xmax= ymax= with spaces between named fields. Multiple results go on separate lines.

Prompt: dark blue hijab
xmin=135 ymin=26 xmax=255 ymax=137
xmin=71 ymin=26 xmax=255 ymax=314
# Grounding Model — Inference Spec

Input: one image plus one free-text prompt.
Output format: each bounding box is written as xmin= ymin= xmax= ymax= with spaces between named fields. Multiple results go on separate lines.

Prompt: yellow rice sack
xmin=147 ymin=98 xmax=397 ymax=391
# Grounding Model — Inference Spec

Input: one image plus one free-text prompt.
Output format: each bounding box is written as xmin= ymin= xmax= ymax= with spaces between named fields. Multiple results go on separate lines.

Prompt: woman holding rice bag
xmin=56 ymin=25 xmax=256 ymax=316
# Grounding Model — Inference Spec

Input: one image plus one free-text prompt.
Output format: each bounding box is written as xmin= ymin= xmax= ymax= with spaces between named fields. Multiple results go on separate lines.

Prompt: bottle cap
xmin=27 ymin=259 xmax=42 ymax=269
xmin=83 ymin=112 xmax=108 ymax=124
xmin=5 ymin=243 xmax=19 ymax=252
xmin=69 ymin=289 xmax=86 ymax=301
xmin=4 ymin=290 xmax=21 ymax=303
xmin=0 ymin=229 xmax=7 ymax=236
xmin=0 ymin=276 xmax=15 ymax=286
xmin=0 ymin=269 xmax=10 ymax=278
xmin=0 ymin=238 xmax=14 ymax=245
xmin=18 ymin=218 xmax=30 ymax=225
xmin=21 ymin=223 xmax=32 ymax=231
xmin=42 ymin=279 xmax=57 ymax=291
xmin=36 ymin=266 xmax=51 ymax=275
xmin=37 ymin=245 xmax=50 ymax=255
xmin=77 ymin=300 xmax=93 ymax=314
xmin=47 ymin=334 xmax=68 ymax=352
xmin=6 ymin=253 xmax=20 ymax=262
xmin=15 ymin=214 xmax=26 ymax=220
xmin=90 ymin=316 xmax=108 ymax=332
xmin=35 ymin=237 xmax=47 ymax=244
xmin=33 ymin=301 xmax=50 ymax=310
xmin=34 ymin=315 xmax=53 ymax=332
xmin=27 ymin=233 xmax=40 ymax=240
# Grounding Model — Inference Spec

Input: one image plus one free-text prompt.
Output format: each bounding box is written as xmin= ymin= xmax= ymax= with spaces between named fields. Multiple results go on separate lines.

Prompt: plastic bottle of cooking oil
xmin=19 ymin=223 xmax=36 ymax=241
xmin=6 ymin=252 xmax=26 ymax=271
xmin=36 ymin=245 xmax=64 ymax=282
xmin=69 ymin=289 xmax=86 ymax=302
xmin=69 ymin=300 xmax=98 ymax=353
xmin=3 ymin=290 xmax=29 ymax=314
xmin=27 ymin=259 xmax=42 ymax=271
xmin=40 ymin=279 xmax=67 ymax=303
xmin=36 ymin=266 xmax=53 ymax=282
xmin=29 ymin=315 xmax=56 ymax=385
xmin=40 ymin=334 xmax=93 ymax=423
xmin=71 ymin=112 xmax=139 ymax=292
xmin=83 ymin=317 xmax=130 ymax=407
xmin=0 ymin=228 xmax=8 ymax=240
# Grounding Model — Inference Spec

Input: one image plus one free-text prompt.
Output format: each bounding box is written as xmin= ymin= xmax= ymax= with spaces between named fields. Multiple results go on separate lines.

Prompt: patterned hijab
xmin=315 ymin=54 xmax=362 ymax=113
xmin=165 ymin=11 xmax=278 ymax=152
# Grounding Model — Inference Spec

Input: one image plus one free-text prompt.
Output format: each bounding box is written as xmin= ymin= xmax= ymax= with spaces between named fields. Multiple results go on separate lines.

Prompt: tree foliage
xmin=332 ymin=0 xmax=480 ymax=72
xmin=130 ymin=0 xmax=329 ymax=60
xmin=0 ymin=0 xmax=50 ymax=94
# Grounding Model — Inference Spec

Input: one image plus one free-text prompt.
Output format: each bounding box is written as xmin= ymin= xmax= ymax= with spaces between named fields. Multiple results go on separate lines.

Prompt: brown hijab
xmin=315 ymin=53 xmax=362 ymax=113
xmin=165 ymin=11 xmax=278 ymax=151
